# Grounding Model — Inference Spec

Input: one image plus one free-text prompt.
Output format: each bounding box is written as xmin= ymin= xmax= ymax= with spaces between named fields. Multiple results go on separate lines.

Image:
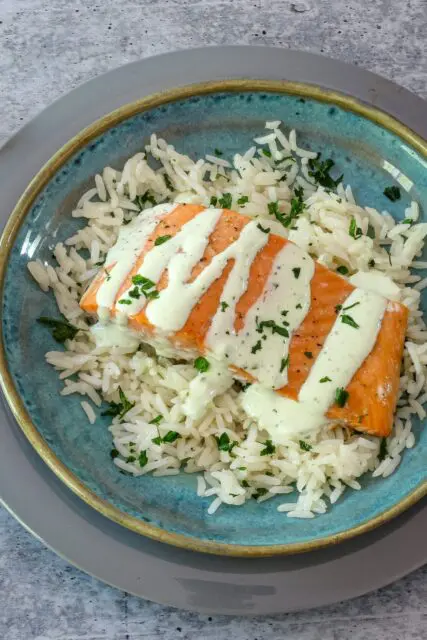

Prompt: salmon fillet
xmin=81 ymin=204 xmax=408 ymax=437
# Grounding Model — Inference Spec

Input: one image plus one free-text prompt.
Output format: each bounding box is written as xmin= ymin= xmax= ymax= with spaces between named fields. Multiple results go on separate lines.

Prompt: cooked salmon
xmin=80 ymin=204 xmax=408 ymax=437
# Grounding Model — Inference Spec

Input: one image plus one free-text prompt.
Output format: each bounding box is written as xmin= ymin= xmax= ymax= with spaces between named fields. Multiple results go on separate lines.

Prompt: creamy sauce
xmin=91 ymin=204 xmax=391 ymax=438
xmin=95 ymin=203 xmax=175 ymax=317
xmin=206 ymin=241 xmax=314 ymax=389
xmin=183 ymin=360 xmax=233 ymax=421
xmin=243 ymin=288 xmax=387 ymax=439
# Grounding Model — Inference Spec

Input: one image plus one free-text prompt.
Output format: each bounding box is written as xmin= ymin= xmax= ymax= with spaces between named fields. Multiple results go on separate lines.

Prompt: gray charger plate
xmin=0 ymin=46 xmax=426 ymax=614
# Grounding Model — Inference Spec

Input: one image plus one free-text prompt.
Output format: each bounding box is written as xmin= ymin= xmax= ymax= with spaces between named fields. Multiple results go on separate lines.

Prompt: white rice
xmin=27 ymin=122 xmax=426 ymax=519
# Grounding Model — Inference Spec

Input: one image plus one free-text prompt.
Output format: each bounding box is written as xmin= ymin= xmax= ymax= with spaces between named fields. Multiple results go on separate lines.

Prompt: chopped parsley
xmin=37 ymin=317 xmax=79 ymax=344
xmin=378 ymin=437 xmax=388 ymax=461
xmin=129 ymin=274 xmax=159 ymax=301
xmin=337 ymin=265 xmax=349 ymax=275
xmin=307 ymin=154 xmax=343 ymax=190
xmin=128 ymin=286 xmax=141 ymax=299
xmin=335 ymin=304 xmax=342 ymax=313
xmin=368 ymin=259 xmax=376 ymax=268
xmin=384 ymin=185 xmax=401 ymax=202
xmin=335 ymin=387 xmax=349 ymax=407
xmin=296 ymin=303 xmax=302 ymax=309
xmin=194 ymin=356 xmax=210 ymax=373
xmin=402 ymin=218 xmax=413 ymax=225
xmin=260 ymin=439 xmax=276 ymax=456
xmin=341 ymin=314 xmax=360 ymax=329
xmin=343 ymin=301 xmax=360 ymax=312
xmin=218 ymin=193 xmax=232 ymax=209
xmin=214 ymin=148 xmax=223 ymax=156
xmin=304 ymin=351 xmax=313 ymax=359
xmin=164 ymin=174 xmax=174 ymax=191
xmin=102 ymin=387 xmax=135 ymax=421
xmin=149 ymin=414 xmax=163 ymax=425
xmin=269 ymin=187 xmax=306 ymax=229
xmin=134 ymin=191 xmax=157 ymax=209
xmin=262 ymin=148 xmax=272 ymax=158
xmin=110 ymin=448 xmax=119 ymax=459
xmin=153 ymin=431 xmax=181 ymax=445
xmin=139 ymin=450 xmax=148 ymax=467
xmin=299 ymin=440 xmax=312 ymax=452
xmin=215 ymin=432 xmax=237 ymax=453
xmin=126 ymin=456 xmax=136 ymax=463
xmin=210 ymin=196 xmax=218 ymax=206
xmin=256 ymin=319 xmax=289 ymax=338
xmin=251 ymin=339 xmax=263 ymax=354
xmin=220 ymin=301 xmax=229 ymax=312
xmin=349 ymin=217 xmax=363 ymax=239
xmin=319 ymin=376 xmax=332 ymax=383
xmin=257 ymin=223 xmax=271 ymax=234
xmin=367 ymin=224 xmax=376 ymax=239
xmin=154 ymin=235 xmax=172 ymax=246
xmin=242 ymin=480 xmax=250 ymax=488
xmin=104 ymin=268 xmax=111 ymax=281
xmin=292 ymin=267 xmax=301 ymax=279
xmin=280 ymin=356 xmax=289 ymax=373
xmin=237 ymin=195 xmax=249 ymax=205
xmin=253 ymin=488 xmax=268 ymax=499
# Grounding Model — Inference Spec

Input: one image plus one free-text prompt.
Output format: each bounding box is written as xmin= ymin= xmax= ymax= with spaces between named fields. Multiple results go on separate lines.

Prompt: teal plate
xmin=1 ymin=82 xmax=427 ymax=556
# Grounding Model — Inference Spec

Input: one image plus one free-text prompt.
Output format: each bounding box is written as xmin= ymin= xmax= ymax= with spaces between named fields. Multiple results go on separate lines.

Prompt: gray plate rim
xmin=0 ymin=46 xmax=426 ymax=614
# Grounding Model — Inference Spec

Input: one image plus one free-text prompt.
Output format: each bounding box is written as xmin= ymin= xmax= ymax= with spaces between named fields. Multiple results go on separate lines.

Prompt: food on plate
xmin=28 ymin=121 xmax=425 ymax=518
xmin=80 ymin=203 xmax=408 ymax=439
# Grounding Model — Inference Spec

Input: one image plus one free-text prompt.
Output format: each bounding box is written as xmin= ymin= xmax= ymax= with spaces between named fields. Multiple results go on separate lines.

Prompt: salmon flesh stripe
xmin=80 ymin=204 xmax=408 ymax=437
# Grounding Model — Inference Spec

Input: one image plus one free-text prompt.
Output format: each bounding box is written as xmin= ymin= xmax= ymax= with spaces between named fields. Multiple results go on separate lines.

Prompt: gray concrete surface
xmin=0 ymin=0 xmax=426 ymax=638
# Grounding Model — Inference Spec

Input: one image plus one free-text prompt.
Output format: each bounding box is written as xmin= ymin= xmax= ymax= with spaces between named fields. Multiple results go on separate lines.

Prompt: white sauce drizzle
xmin=243 ymin=288 xmax=387 ymax=439
xmin=206 ymin=241 xmax=314 ymax=389
xmin=95 ymin=203 xmax=174 ymax=318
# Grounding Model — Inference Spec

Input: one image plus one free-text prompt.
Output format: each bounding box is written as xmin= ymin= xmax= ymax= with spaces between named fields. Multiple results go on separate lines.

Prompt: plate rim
xmin=1 ymin=77 xmax=427 ymax=557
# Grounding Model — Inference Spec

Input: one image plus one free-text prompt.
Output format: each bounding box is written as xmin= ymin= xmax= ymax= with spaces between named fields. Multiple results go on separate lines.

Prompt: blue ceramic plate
xmin=1 ymin=81 xmax=427 ymax=556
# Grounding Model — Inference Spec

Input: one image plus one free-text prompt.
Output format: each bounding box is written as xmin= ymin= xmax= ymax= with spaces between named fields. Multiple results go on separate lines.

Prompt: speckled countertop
xmin=0 ymin=0 xmax=426 ymax=638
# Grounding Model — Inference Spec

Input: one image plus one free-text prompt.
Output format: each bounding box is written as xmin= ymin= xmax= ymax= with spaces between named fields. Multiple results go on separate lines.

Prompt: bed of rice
xmin=27 ymin=121 xmax=427 ymax=518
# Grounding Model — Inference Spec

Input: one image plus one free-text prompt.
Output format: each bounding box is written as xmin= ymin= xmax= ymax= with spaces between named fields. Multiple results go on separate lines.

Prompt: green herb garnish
xmin=215 ymin=432 xmax=236 ymax=453
xmin=262 ymin=148 xmax=272 ymax=158
xmin=218 ymin=193 xmax=232 ymax=209
xmin=304 ymin=351 xmax=313 ymax=359
xmin=251 ymin=340 xmax=262 ymax=354
xmin=349 ymin=217 xmax=363 ymax=239
xmin=149 ymin=414 xmax=163 ymax=425
xmin=118 ymin=299 xmax=132 ymax=305
xmin=307 ymin=154 xmax=343 ymax=190
xmin=194 ymin=356 xmax=210 ymax=373
xmin=335 ymin=387 xmax=349 ymax=407
xmin=253 ymin=488 xmax=268 ymax=499
xmin=337 ymin=265 xmax=349 ymax=275
xmin=368 ymin=259 xmax=376 ymax=268
xmin=102 ymin=387 xmax=135 ymax=421
xmin=296 ymin=303 xmax=302 ymax=309
xmin=164 ymin=174 xmax=174 ymax=191
xmin=214 ymin=148 xmax=223 ymax=156
xmin=162 ymin=431 xmax=181 ymax=444
xmin=220 ymin=301 xmax=229 ymax=312
xmin=292 ymin=267 xmax=301 ymax=279
xmin=110 ymin=448 xmax=119 ymax=459
xmin=257 ymin=223 xmax=271 ymax=234
xmin=134 ymin=191 xmax=157 ymax=209
xmin=256 ymin=319 xmax=289 ymax=338
xmin=260 ymin=439 xmax=276 ymax=456
xmin=299 ymin=440 xmax=312 ymax=452
xmin=378 ymin=437 xmax=388 ymax=461
xmin=384 ymin=186 xmax=401 ymax=202
xmin=343 ymin=302 xmax=360 ymax=312
xmin=128 ymin=287 xmax=141 ymax=299
xmin=37 ymin=317 xmax=79 ymax=344
xmin=154 ymin=235 xmax=172 ymax=246
xmin=132 ymin=275 xmax=155 ymax=287
xmin=139 ymin=450 xmax=148 ymax=467
xmin=237 ymin=195 xmax=249 ymax=205
xmin=210 ymin=196 xmax=218 ymax=206
xmin=280 ymin=356 xmax=289 ymax=373
xmin=341 ymin=314 xmax=360 ymax=329
xmin=319 ymin=376 xmax=332 ymax=383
